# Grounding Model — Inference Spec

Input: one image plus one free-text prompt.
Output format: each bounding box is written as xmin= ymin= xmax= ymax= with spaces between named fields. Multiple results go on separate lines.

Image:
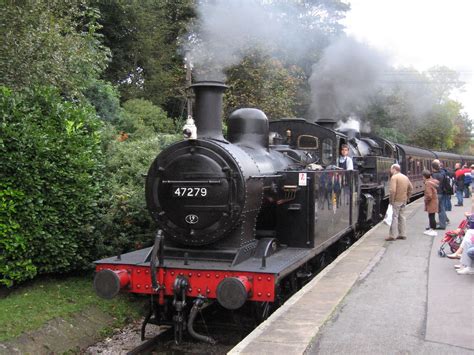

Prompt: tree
xmin=452 ymin=111 xmax=473 ymax=153
xmin=120 ymin=99 xmax=176 ymax=136
xmin=425 ymin=66 xmax=465 ymax=104
xmin=224 ymin=52 xmax=305 ymax=120
xmin=84 ymin=79 xmax=123 ymax=123
xmin=95 ymin=0 xmax=195 ymax=117
xmin=0 ymin=1 xmax=110 ymax=98
xmin=410 ymin=106 xmax=456 ymax=150
xmin=269 ymin=0 xmax=350 ymax=74
xmin=359 ymin=66 xmax=470 ymax=152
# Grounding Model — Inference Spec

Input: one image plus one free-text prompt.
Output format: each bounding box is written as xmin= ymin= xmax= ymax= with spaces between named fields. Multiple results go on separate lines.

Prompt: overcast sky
xmin=342 ymin=0 xmax=474 ymax=120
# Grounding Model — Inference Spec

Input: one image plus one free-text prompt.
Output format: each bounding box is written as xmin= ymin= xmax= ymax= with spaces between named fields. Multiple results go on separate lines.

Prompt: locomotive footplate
xmin=94 ymin=245 xmax=314 ymax=303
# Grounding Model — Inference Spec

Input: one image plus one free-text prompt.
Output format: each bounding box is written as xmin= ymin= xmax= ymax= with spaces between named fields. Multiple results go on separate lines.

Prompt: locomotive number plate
xmin=173 ymin=187 xmax=208 ymax=198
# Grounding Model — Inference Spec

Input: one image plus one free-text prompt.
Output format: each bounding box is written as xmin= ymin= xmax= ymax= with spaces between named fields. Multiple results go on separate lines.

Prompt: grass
xmin=0 ymin=275 xmax=144 ymax=342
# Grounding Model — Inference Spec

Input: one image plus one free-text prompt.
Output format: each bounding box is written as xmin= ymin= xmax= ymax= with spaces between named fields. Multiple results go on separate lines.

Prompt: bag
xmin=383 ymin=204 xmax=393 ymax=226
xmin=464 ymin=173 xmax=472 ymax=185
xmin=442 ymin=176 xmax=454 ymax=195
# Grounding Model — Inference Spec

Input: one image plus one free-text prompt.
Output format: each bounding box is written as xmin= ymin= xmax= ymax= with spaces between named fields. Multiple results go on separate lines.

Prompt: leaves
xmin=96 ymin=132 xmax=180 ymax=255
xmin=95 ymin=0 xmax=195 ymax=116
xmin=362 ymin=67 xmax=471 ymax=152
xmin=120 ymin=99 xmax=176 ymax=136
xmin=225 ymin=51 xmax=305 ymax=119
xmin=0 ymin=86 xmax=104 ymax=286
xmin=0 ymin=1 xmax=110 ymax=99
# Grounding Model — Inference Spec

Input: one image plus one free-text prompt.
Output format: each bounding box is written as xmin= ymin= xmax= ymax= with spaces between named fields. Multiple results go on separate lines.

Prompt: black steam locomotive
xmin=93 ymin=82 xmax=474 ymax=343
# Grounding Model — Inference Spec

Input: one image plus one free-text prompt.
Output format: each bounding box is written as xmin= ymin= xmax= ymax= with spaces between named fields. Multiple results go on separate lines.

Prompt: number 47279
xmin=173 ymin=187 xmax=208 ymax=197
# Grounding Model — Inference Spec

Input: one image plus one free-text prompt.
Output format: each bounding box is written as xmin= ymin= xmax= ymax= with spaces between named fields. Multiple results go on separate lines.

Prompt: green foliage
xmin=408 ymin=100 xmax=460 ymax=150
xmin=453 ymin=111 xmax=472 ymax=153
xmin=98 ymin=133 xmax=180 ymax=255
xmin=361 ymin=67 xmax=471 ymax=152
xmin=425 ymin=66 xmax=465 ymax=104
xmin=95 ymin=0 xmax=195 ymax=116
xmin=119 ymin=99 xmax=176 ymax=136
xmin=84 ymin=79 xmax=123 ymax=123
xmin=0 ymin=1 xmax=110 ymax=98
xmin=0 ymin=86 xmax=104 ymax=286
xmin=375 ymin=128 xmax=408 ymax=144
xmin=0 ymin=184 xmax=36 ymax=287
xmin=225 ymin=52 xmax=305 ymax=119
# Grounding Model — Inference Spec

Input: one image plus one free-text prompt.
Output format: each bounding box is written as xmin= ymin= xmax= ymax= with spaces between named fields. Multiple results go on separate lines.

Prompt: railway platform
xmin=229 ymin=197 xmax=474 ymax=354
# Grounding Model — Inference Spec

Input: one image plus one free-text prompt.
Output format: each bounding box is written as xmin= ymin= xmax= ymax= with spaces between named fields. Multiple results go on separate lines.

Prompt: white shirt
xmin=338 ymin=156 xmax=353 ymax=170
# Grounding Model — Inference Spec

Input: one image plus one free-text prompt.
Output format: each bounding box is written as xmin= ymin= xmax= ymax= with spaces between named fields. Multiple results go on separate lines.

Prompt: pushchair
xmin=438 ymin=218 xmax=467 ymax=257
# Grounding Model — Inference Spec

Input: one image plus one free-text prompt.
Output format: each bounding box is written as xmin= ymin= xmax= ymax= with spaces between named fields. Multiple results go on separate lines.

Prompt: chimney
xmin=191 ymin=81 xmax=227 ymax=139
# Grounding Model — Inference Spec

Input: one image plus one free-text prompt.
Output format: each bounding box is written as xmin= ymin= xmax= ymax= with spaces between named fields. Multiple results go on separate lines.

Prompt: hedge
xmin=0 ymin=86 xmax=104 ymax=286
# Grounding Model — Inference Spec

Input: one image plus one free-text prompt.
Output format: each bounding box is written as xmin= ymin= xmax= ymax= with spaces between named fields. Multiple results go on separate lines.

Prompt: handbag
xmin=383 ymin=204 xmax=393 ymax=226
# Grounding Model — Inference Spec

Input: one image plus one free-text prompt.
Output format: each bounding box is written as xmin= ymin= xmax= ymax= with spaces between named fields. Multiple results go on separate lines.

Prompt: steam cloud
xmin=308 ymin=37 xmax=442 ymax=125
xmin=308 ymin=37 xmax=389 ymax=122
xmin=181 ymin=0 xmax=326 ymax=81
xmin=183 ymin=1 xmax=443 ymax=127
xmin=336 ymin=115 xmax=371 ymax=133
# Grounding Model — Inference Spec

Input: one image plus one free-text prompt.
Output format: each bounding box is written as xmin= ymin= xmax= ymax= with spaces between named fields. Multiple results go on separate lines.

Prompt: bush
xmin=97 ymin=133 xmax=180 ymax=255
xmin=83 ymin=79 xmax=123 ymax=123
xmin=119 ymin=99 xmax=176 ymax=137
xmin=0 ymin=184 xmax=36 ymax=287
xmin=0 ymin=86 xmax=104 ymax=286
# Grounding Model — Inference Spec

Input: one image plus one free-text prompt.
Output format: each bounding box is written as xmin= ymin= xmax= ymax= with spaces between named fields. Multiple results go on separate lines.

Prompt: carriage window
xmin=322 ymin=138 xmax=333 ymax=165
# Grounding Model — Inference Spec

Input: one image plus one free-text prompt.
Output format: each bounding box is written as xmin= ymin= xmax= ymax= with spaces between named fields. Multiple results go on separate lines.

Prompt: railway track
xmin=125 ymin=311 xmax=251 ymax=355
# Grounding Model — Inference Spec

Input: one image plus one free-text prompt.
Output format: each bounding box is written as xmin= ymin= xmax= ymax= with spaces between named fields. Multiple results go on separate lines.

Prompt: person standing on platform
xmin=422 ymin=170 xmax=439 ymax=236
xmin=432 ymin=160 xmax=448 ymax=230
xmin=463 ymin=164 xmax=472 ymax=198
xmin=338 ymin=144 xmax=353 ymax=170
xmin=454 ymin=163 xmax=465 ymax=206
xmin=386 ymin=164 xmax=413 ymax=241
xmin=439 ymin=161 xmax=453 ymax=215
xmin=471 ymin=165 xmax=474 ymax=195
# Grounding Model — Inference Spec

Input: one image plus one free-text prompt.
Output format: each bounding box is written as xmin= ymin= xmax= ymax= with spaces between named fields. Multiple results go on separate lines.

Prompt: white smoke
xmin=336 ymin=115 xmax=371 ymax=133
xmin=308 ymin=37 xmax=445 ymax=124
xmin=181 ymin=0 xmax=328 ymax=81
xmin=308 ymin=37 xmax=389 ymax=121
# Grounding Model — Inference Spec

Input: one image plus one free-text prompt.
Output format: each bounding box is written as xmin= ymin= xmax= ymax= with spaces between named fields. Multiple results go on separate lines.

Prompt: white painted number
xmin=173 ymin=187 xmax=207 ymax=197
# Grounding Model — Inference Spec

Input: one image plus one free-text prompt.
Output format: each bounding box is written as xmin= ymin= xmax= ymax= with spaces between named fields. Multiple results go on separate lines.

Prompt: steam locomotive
xmin=93 ymin=81 xmax=474 ymax=343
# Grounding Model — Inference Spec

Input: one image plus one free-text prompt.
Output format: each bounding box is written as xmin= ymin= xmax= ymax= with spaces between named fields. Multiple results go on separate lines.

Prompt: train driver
xmin=338 ymin=144 xmax=353 ymax=170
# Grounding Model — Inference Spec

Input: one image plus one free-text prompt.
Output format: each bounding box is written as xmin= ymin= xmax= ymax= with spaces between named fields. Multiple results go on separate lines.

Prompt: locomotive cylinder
xmin=191 ymin=81 xmax=227 ymax=140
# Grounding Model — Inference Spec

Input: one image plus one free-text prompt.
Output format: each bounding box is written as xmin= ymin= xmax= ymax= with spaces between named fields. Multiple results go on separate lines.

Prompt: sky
xmin=342 ymin=0 xmax=474 ymax=120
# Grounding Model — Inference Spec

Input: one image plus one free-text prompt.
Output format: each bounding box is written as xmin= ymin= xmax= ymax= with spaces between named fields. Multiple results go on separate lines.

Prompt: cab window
xmin=322 ymin=138 xmax=333 ymax=165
